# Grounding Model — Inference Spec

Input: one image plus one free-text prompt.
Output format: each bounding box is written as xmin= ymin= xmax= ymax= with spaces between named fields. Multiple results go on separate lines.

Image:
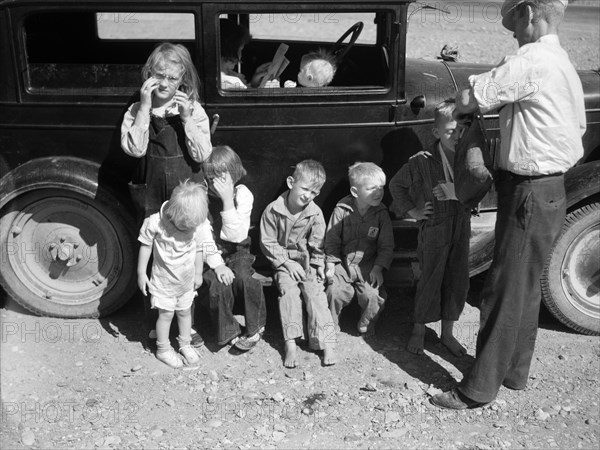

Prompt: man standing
xmin=432 ymin=0 xmax=586 ymax=409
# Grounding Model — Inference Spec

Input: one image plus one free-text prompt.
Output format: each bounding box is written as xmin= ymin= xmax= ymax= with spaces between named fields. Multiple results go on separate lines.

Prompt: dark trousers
xmin=414 ymin=212 xmax=470 ymax=323
xmin=459 ymin=173 xmax=566 ymax=403
xmin=202 ymin=254 xmax=266 ymax=346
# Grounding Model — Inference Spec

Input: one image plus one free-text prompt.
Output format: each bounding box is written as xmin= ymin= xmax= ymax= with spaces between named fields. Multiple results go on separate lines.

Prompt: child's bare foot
xmin=284 ymin=340 xmax=298 ymax=368
xmin=407 ymin=323 xmax=425 ymax=355
xmin=441 ymin=335 xmax=467 ymax=357
xmin=323 ymin=345 xmax=336 ymax=366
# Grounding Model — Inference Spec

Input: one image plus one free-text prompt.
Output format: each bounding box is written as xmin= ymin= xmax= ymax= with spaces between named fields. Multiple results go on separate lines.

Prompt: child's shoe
xmin=190 ymin=328 xmax=204 ymax=348
xmin=156 ymin=349 xmax=183 ymax=369
xmin=180 ymin=345 xmax=201 ymax=365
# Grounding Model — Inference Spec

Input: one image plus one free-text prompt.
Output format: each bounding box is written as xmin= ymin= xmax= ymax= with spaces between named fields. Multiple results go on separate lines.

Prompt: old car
xmin=0 ymin=0 xmax=598 ymax=334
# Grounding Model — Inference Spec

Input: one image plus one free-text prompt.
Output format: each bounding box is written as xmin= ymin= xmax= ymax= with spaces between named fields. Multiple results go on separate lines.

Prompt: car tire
xmin=541 ymin=202 xmax=600 ymax=335
xmin=0 ymin=188 xmax=137 ymax=318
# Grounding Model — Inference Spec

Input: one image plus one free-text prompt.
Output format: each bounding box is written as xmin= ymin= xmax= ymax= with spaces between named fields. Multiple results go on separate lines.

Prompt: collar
xmin=336 ymin=194 xmax=387 ymax=215
xmin=537 ymin=34 xmax=560 ymax=46
xmin=271 ymin=192 xmax=321 ymax=219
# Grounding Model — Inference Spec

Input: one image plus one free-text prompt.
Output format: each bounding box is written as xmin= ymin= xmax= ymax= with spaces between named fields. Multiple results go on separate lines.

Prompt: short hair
xmin=434 ymin=99 xmax=456 ymax=127
xmin=292 ymin=160 xmax=326 ymax=187
xmin=220 ymin=19 xmax=252 ymax=62
xmin=300 ymin=50 xmax=337 ymax=87
xmin=516 ymin=1 xmax=565 ymax=28
xmin=164 ymin=180 xmax=208 ymax=232
xmin=205 ymin=145 xmax=247 ymax=184
xmin=348 ymin=162 xmax=386 ymax=187
xmin=142 ymin=43 xmax=200 ymax=103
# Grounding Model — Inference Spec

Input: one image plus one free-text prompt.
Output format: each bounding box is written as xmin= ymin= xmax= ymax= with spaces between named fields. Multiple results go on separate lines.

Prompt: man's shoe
xmin=430 ymin=389 xmax=486 ymax=410
xmin=234 ymin=333 xmax=261 ymax=352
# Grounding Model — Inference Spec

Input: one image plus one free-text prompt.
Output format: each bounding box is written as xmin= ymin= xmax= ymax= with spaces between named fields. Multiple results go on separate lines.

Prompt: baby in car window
xmin=283 ymin=50 xmax=337 ymax=88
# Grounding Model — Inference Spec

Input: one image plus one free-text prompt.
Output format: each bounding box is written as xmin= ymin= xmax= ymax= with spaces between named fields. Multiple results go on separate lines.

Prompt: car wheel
xmin=0 ymin=188 xmax=137 ymax=318
xmin=541 ymin=202 xmax=600 ymax=335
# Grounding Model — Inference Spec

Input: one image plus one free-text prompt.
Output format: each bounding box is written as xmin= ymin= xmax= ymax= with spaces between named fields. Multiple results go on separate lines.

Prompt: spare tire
xmin=541 ymin=202 xmax=600 ymax=335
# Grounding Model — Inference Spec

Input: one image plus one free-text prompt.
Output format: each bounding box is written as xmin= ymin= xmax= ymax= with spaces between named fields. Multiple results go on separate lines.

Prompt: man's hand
xmin=454 ymin=87 xmax=479 ymax=123
xmin=283 ymin=260 xmax=306 ymax=282
xmin=137 ymin=273 xmax=151 ymax=296
xmin=214 ymin=264 xmax=235 ymax=286
xmin=408 ymin=202 xmax=434 ymax=221
xmin=369 ymin=266 xmax=384 ymax=289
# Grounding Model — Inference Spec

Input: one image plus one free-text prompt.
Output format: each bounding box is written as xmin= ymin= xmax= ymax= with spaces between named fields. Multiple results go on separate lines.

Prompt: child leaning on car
xmin=389 ymin=100 xmax=471 ymax=357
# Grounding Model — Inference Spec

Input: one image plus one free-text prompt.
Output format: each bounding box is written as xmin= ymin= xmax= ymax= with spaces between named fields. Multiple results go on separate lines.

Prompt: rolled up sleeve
xmin=121 ymin=103 xmax=150 ymax=157
xmin=184 ymin=102 xmax=212 ymax=163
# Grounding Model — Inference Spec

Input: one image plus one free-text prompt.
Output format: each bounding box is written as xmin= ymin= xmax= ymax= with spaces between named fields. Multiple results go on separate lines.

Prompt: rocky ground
xmin=1 ymin=280 xmax=599 ymax=449
xmin=2 ymin=2 xmax=599 ymax=449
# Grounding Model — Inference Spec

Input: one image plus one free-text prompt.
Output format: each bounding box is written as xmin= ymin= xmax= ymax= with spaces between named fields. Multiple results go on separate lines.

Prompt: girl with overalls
xmin=121 ymin=42 xmax=212 ymax=345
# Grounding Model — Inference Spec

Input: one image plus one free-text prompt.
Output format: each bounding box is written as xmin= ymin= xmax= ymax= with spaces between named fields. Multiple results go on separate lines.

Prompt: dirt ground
xmin=1 ymin=2 xmax=599 ymax=449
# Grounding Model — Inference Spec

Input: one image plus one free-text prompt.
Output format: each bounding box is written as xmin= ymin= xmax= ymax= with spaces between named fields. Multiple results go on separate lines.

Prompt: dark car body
xmin=1 ymin=0 xmax=599 ymax=332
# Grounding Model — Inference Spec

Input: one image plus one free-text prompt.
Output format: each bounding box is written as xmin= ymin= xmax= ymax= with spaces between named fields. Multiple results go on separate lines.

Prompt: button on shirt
xmin=469 ymin=34 xmax=586 ymax=175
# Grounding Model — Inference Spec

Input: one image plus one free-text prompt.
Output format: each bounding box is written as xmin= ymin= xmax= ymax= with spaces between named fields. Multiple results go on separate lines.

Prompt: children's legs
xmin=156 ymin=309 xmax=175 ymax=352
xmin=441 ymin=320 xmax=467 ymax=357
xmin=275 ymin=271 xmax=305 ymax=342
xmin=175 ymin=307 xmax=192 ymax=343
xmin=300 ymin=274 xmax=336 ymax=365
xmin=355 ymin=282 xmax=386 ymax=334
xmin=204 ymin=268 xmax=240 ymax=345
xmin=407 ymin=323 xmax=426 ymax=355
xmin=326 ymin=270 xmax=355 ymax=327
xmin=439 ymin=215 xmax=470 ymax=356
xmin=230 ymin=257 xmax=266 ymax=337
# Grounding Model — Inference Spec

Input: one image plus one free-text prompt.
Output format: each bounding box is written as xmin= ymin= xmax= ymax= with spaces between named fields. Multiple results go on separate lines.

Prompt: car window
xmin=23 ymin=11 xmax=195 ymax=95
xmin=218 ymin=11 xmax=390 ymax=94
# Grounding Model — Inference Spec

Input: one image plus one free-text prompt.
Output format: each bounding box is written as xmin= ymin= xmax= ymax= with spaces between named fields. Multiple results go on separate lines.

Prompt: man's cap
xmin=501 ymin=0 xmax=568 ymax=32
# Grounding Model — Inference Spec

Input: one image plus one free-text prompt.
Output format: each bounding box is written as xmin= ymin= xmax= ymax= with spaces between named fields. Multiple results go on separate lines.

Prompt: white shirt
xmin=138 ymin=204 xmax=224 ymax=297
xmin=120 ymin=100 xmax=212 ymax=163
xmin=469 ymin=34 xmax=586 ymax=175
xmin=219 ymin=184 xmax=253 ymax=243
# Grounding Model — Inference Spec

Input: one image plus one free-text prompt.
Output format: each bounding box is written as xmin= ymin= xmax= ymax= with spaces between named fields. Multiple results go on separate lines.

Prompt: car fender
xmin=0 ymin=156 xmax=128 ymax=211
xmin=565 ymin=160 xmax=600 ymax=209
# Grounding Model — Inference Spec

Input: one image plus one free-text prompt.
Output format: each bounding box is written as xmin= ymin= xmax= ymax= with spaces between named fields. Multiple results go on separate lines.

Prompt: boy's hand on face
xmin=211 ymin=173 xmax=235 ymax=203
xmin=137 ymin=273 xmax=151 ymax=296
xmin=174 ymin=90 xmax=193 ymax=121
xmin=284 ymin=260 xmax=306 ymax=282
xmin=370 ymin=266 xmax=384 ymax=289
xmin=408 ymin=202 xmax=434 ymax=221
xmin=215 ymin=264 xmax=235 ymax=286
xmin=140 ymin=78 xmax=160 ymax=110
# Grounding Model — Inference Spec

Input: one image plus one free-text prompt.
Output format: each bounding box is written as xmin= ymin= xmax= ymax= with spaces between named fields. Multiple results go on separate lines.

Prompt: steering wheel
xmin=330 ymin=21 xmax=363 ymax=62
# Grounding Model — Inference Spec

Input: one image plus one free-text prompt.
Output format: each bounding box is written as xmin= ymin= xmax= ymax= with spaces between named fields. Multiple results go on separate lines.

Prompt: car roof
xmin=0 ymin=0 xmax=415 ymax=6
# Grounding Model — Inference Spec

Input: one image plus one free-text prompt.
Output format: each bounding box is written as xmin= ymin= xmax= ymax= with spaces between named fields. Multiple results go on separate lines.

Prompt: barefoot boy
xmin=389 ymin=100 xmax=471 ymax=356
xmin=325 ymin=162 xmax=394 ymax=336
xmin=260 ymin=160 xmax=336 ymax=367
